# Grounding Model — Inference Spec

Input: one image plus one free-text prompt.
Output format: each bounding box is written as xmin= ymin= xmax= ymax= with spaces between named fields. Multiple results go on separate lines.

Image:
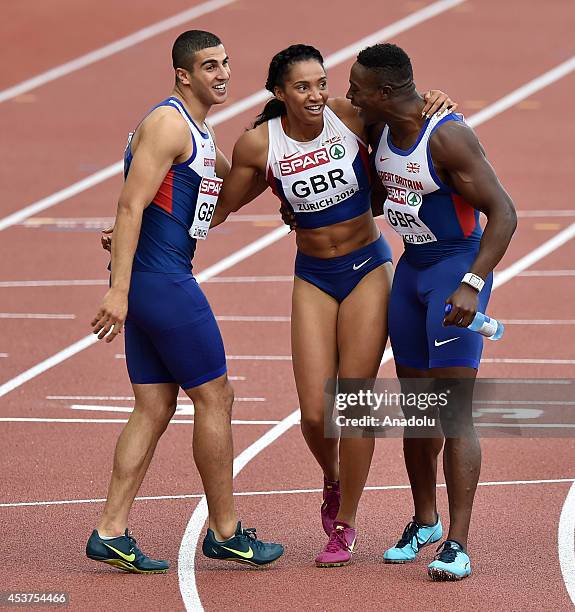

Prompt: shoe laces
xmin=239 ymin=527 xmax=265 ymax=550
xmin=325 ymin=527 xmax=351 ymax=553
xmin=396 ymin=519 xmax=419 ymax=548
xmin=434 ymin=541 xmax=461 ymax=563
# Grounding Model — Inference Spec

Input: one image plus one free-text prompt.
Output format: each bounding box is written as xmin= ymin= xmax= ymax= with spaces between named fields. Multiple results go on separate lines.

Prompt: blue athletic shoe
xmin=428 ymin=540 xmax=471 ymax=581
xmin=86 ymin=529 xmax=169 ymax=574
xmin=383 ymin=516 xmax=443 ymax=563
xmin=202 ymin=522 xmax=284 ymax=567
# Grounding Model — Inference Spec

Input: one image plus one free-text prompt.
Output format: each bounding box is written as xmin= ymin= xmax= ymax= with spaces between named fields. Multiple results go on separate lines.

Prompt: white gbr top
xmin=265 ymin=105 xmax=371 ymax=229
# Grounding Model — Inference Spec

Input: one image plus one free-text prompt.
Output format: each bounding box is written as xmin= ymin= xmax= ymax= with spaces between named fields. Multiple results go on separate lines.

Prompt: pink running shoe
xmin=315 ymin=521 xmax=357 ymax=567
xmin=321 ymin=478 xmax=340 ymax=535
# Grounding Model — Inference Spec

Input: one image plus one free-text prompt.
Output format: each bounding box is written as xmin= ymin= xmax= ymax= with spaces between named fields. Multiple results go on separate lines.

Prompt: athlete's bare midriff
xmin=295 ymin=210 xmax=379 ymax=258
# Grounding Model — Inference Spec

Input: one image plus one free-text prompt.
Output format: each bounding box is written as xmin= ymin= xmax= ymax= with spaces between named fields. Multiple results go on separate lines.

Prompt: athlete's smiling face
xmin=346 ymin=61 xmax=384 ymax=125
xmin=180 ymin=44 xmax=231 ymax=106
xmin=276 ymin=60 xmax=329 ymax=125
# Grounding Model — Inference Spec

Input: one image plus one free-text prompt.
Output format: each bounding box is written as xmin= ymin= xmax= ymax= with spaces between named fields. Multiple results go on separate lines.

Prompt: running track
xmin=1 ymin=1 xmax=574 ymax=610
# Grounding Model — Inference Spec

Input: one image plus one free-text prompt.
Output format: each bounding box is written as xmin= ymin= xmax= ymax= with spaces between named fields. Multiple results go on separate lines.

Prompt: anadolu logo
xmin=329 ymin=144 xmax=346 ymax=160
xmin=407 ymin=191 xmax=422 ymax=207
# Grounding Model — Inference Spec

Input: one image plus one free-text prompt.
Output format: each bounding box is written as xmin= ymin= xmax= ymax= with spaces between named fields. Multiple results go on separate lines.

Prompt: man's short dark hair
xmin=172 ymin=30 xmax=222 ymax=71
xmin=357 ymin=43 xmax=413 ymax=87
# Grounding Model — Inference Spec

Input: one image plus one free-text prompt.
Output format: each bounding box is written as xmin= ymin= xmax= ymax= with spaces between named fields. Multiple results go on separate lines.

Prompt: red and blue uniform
xmin=122 ymin=97 xmax=226 ymax=388
xmin=266 ymin=105 xmax=392 ymax=302
xmin=375 ymin=112 xmax=492 ymax=369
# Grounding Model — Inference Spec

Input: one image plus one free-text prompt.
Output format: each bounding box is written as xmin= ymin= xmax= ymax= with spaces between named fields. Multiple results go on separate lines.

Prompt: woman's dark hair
xmin=253 ymin=44 xmax=324 ymax=127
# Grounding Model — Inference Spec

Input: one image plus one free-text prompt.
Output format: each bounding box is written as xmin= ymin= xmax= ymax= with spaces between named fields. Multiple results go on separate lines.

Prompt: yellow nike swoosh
xmin=220 ymin=545 xmax=254 ymax=559
xmin=103 ymin=542 xmax=136 ymax=563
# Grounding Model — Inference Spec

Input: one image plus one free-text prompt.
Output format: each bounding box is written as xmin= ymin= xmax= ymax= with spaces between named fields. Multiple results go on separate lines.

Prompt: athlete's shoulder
xmin=139 ymin=104 xmax=190 ymax=145
xmin=430 ymin=114 xmax=483 ymax=163
xmin=327 ymin=97 xmax=366 ymax=141
xmin=232 ymin=124 xmax=268 ymax=168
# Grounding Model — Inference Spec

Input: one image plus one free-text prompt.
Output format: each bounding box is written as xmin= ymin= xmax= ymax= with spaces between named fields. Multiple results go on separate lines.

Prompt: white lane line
xmin=178 ymin=410 xmax=301 ymax=610
xmin=216 ymin=315 xmax=290 ymax=322
xmin=0 ymin=417 xmax=279 ymax=425
xmin=0 ymin=313 xmax=75 ymax=319
xmin=518 ymin=270 xmax=575 ymax=277
xmin=0 ymin=353 xmax=8 ymax=358
xmin=3 ymin=477 xmax=573 ymax=509
xmin=0 ymin=228 xmax=291 ymax=398
xmin=517 ymin=210 xmax=575 ymax=218
xmin=0 ymin=0 xmax=466 ymax=232
xmin=482 ymin=359 xmax=575 ymax=365
xmin=559 ymin=481 xmax=575 ymax=606
xmin=499 ymin=319 xmax=575 ymax=325
xmin=493 ymin=224 xmax=575 ymax=288
xmin=205 ymin=275 xmax=293 ymax=283
xmin=0 ymin=280 xmax=109 ymax=287
xmin=0 ymin=0 xmax=237 ymax=104
xmin=467 ymin=56 xmax=575 ymax=128
xmin=0 ymin=335 xmax=98 ymax=398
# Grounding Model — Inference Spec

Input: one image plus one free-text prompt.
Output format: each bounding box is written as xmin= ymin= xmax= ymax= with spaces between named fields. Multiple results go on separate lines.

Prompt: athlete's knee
xmin=188 ymin=375 xmax=234 ymax=414
xmin=133 ymin=397 xmax=177 ymax=433
xmin=300 ymin=409 xmax=325 ymax=434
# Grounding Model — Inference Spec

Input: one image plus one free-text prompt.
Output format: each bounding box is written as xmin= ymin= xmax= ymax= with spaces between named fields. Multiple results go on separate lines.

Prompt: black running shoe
xmin=202 ymin=522 xmax=284 ymax=567
xmin=86 ymin=529 xmax=169 ymax=574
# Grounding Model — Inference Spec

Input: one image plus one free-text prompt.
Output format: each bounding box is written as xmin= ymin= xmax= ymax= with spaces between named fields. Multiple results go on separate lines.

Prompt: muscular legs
xmin=98 ymin=382 xmax=178 ymax=536
xmin=185 ymin=374 xmax=237 ymax=540
xmin=97 ymin=374 xmax=237 ymax=541
xmin=291 ymin=277 xmax=339 ymax=481
xmin=291 ymin=263 xmax=392 ymax=528
xmin=398 ymin=364 xmax=480 ymax=547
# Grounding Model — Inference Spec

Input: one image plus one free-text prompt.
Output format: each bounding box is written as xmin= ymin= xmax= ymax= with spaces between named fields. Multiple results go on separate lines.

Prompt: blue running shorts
xmin=294 ymin=234 xmax=392 ymax=302
xmin=124 ymin=271 xmax=226 ymax=389
xmin=389 ymin=252 xmax=493 ymax=370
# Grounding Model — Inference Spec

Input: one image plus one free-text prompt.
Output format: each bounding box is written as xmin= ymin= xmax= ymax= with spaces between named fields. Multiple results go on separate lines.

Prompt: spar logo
xmin=199 ymin=178 xmax=222 ymax=196
xmin=329 ymin=144 xmax=345 ymax=160
xmin=279 ymin=148 xmax=330 ymax=176
xmin=407 ymin=191 xmax=422 ymax=207
xmin=387 ymin=186 xmax=407 ymax=205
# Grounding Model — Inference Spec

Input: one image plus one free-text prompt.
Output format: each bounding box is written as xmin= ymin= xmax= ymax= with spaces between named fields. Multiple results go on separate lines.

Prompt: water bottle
xmin=444 ymin=304 xmax=504 ymax=341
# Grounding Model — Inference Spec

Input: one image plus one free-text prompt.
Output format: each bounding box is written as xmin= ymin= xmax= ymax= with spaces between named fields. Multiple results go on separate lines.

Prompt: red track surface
xmin=1 ymin=1 xmax=574 ymax=610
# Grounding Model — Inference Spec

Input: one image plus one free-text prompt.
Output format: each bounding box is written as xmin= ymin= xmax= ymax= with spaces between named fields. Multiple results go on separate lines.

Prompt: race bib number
xmin=384 ymin=187 xmax=437 ymax=244
xmin=189 ymin=176 xmax=222 ymax=240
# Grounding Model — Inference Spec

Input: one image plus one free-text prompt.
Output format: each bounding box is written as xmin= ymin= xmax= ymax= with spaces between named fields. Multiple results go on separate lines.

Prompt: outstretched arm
xmin=92 ymin=112 xmax=189 ymax=341
xmin=431 ymin=121 xmax=517 ymax=327
xmin=211 ymin=128 xmax=268 ymax=227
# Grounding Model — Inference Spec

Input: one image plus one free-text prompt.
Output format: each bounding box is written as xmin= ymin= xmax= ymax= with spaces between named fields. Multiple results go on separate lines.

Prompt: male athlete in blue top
xmin=88 ymin=30 xmax=283 ymax=573
xmin=347 ymin=43 xmax=516 ymax=580
xmin=210 ymin=44 xmax=454 ymax=568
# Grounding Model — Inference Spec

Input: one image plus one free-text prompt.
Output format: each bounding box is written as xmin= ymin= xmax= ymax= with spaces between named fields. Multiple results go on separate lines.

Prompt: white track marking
xmin=0 ymin=280 xmax=109 ymax=287
xmin=466 ymin=56 xmax=575 ymax=128
xmin=3 ymin=477 xmax=573 ymax=509
xmin=0 ymin=335 xmax=98 ymax=398
xmin=0 ymin=0 xmax=465 ymax=232
xmin=493 ymin=224 xmax=575 ymax=288
xmin=482 ymin=359 xmax=575 ymax=365
xmin=205 ymin=275 xmax=293 ymax=283
xmin=517 ymin=210 xmax=575 ymax=218
xmin=499 ymin=319 xmax=575 ymax=325
xmin=177 ymin=409 xmax=301 ymax=611
xmin=559 ymin=482 xmax=575 ymax=605
xmin=0 ymin=353 xmax=8 ymax=358
xmin=0 ymin=417 xmax=279 ymax=425
xmin=518 ymin=270 xmax=575 ymax=277
xmin=216 ymin=315 xmax=290 ymax=322
xmin=0 ymin=0 xmax=237 ymax=104
xmin=0 ymin=313 xmax=75 ymax=319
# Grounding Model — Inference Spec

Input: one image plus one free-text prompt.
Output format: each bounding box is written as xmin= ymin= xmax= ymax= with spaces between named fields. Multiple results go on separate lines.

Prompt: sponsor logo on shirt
xmin=279 ymin=148 xmax=330 ymax=176
xmin=204 ymin=158 xmax=216 ymax=167
xmin=199 ymin=178 xmax=222 ymax=196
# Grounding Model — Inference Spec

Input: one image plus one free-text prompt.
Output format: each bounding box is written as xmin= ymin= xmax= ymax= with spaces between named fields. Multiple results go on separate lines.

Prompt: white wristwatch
xmin=461 ymin=272 xmax=485 ymax=292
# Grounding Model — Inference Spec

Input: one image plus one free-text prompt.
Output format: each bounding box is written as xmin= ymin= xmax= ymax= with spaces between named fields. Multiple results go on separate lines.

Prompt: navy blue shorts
xmin=294 ymin=235 xmax=392 ymax=302
xmin=389 ymin=252 xmax=493 ymax=370
xmin=125 ymin=271 xmax=226 ymax=389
